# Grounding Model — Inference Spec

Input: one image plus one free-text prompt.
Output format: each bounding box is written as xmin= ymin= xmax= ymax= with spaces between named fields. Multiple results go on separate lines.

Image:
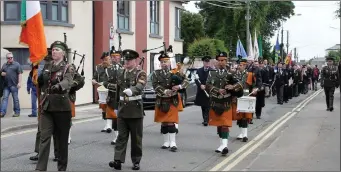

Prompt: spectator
xmin=27 ymin=64 xmax=42 ymax=117
xmin=312 ymin=65 xmax=320 ymax=91
xmin=1 ymin=52 xmax=23 ymax=117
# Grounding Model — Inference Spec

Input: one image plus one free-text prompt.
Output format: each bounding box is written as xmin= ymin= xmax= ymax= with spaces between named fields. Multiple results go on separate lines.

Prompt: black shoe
xmin=111 ymin=141 xmax=116 ymax=145
xmin=53 ymin=157 xmax=59 ymax=162
xmin=256 ymin=116 xmax=261 ymax=119
xmin=221 ymin=147 xmax=229 ymax=155
xmin=161 ymin=145 xmax=169 ymax=149
xmin=249 ymin=120 xmax=253 ymax=124
xmin=242 ymin=137 xmax=248 ymax=142
xmin=106 ymin=128 xmax=112 ymax=133
xmin=203 ymin=122 xmax=208 ymax=126
xmin=109 ymin=160 xmax=122 ymax=170
xmin=170 ymin=146 xmax=177 ymax=152
xmin=175 ymin=128 xmax=179 ymax=134
xmin=28 ymin=114 xmax=37 ymax=117
xmin=29 ymin=154 xmax=39 ymax=161
xmin=326 ymin=108 xmax=330 ymax=111
xmin=132 ymin=163 xmax=140 ymax=170
xmin=330 ymin=107 xmax=334 ymax=112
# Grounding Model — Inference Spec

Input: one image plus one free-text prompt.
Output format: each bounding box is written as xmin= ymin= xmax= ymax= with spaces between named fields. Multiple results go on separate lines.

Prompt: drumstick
xmin=89 ymin=79 xmax=103 ymax=86
xmin=194 ymin=74 xmax=209 ymax=97
xmin=247 ymin=88 xmax=259 ymax=96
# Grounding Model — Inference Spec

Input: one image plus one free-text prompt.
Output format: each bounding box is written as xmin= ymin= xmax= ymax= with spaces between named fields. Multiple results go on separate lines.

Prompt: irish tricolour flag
xmin=19 ymin=0 xmax=47 ymax=64
xmin=19 ymin=0 xmax=47 ymax=85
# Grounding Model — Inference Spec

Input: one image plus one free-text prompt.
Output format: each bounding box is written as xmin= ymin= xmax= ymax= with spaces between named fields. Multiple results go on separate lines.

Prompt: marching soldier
xmin=275 ymin=62 xmax=287 ymax=105
xmin=293 ymin=64 xmax=301 ymax=97
xmin=107 ymin=49 xmax=147 ymax=170
xmin=105 ymin=48 xmax=124 ymax=145
xmin=206 ymin=52 xmax=243 ymax=155
xmin=320 ymin=56 xmax=339 ymax=112
xmin=92 ymin=52 xmax=112 ymax=133
xmin=194 ymin=56 xmax=213 ymax=126
xmin=233 ymin=59 xmax=252 ymax=142
xmin=35 ymin=41 xmax=75 ymax=171
xmin=152 ymin=51 xmax=189 ymax=152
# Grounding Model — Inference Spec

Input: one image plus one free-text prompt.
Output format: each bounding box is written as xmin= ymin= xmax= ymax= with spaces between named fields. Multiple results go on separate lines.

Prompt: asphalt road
xmin=1 ymin=89 xmax=338 ymax=171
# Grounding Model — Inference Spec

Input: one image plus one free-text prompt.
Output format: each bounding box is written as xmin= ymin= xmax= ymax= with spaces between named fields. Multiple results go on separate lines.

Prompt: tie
xmin=204 ymin=68 xmax=208 ymax=72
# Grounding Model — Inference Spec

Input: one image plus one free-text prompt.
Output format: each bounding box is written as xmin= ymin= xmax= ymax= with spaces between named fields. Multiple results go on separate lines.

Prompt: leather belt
xmin=120 ymin=95 xmax=142 ymax=101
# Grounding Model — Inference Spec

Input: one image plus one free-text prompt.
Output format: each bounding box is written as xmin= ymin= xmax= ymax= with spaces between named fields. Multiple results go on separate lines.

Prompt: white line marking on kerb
xmin=210 ymin=89 xmax=322 ymax=171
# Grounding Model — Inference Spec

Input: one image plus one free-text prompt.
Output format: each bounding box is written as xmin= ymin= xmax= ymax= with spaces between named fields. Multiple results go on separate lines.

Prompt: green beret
xmin=50 ymin=41 xmax=68 ymax=51
xmin=122 ymin=49 xmax=139 ymax=60
xmin=216 ymin=51 xmax=228 ymax=60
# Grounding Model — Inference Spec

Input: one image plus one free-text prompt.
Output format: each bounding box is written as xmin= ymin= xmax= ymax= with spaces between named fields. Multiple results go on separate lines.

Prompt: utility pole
xmin=246 ymin=0 xmax=251 ymax=55
xmin=286 ymin=30 xmax=289 ymax=55
xmin=294 ymin=47 xmax=297 ymax=62
xmin=280 ymin=25 xmax=284 ymax=62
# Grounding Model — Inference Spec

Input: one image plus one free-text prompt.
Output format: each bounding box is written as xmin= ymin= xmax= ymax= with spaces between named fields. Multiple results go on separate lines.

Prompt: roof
xmin=326 ymin=44 xmax=340 ymax=51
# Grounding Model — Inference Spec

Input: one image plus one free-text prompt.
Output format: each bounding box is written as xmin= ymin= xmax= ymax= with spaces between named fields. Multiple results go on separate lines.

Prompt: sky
xmin=183 ymin=1 xmax=340 ymax=60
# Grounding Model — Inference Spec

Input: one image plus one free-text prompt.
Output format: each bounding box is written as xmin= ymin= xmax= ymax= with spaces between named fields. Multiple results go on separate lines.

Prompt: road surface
xmin=1 ymin=89 xmax=339 ymax=171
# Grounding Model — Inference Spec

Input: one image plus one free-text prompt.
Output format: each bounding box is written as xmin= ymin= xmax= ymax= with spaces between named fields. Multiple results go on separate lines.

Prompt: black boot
xmin=109 ymin=160 xmax=122 ymax=170
xmin=29 ymin=153 xmax=39 ymax=161
xmin=132 ymin=163 xmax=140 ymax=170
xmin=221 ymin=147 xmax=229 ymax=155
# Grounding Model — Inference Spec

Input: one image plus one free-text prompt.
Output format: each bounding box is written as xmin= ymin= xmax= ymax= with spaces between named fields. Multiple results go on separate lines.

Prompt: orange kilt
xmin=106 ymin=106 xmax=117 ymax=119
xmin=99 ymin=104 xmax=107 ymax=112
xmin=70 ymin=101 xmax=75 ymax=118
xmin=177 ymin=94 xmax=183 ymax=111
xmin=208 ymin=108 xmax=233 ymax=127
xmin=154 ymin=104 xmax=179 ymax=123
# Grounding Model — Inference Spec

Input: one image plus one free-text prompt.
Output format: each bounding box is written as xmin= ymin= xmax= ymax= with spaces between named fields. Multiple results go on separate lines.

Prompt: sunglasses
xmin=7 ymin=57 xmax=13 ymax=59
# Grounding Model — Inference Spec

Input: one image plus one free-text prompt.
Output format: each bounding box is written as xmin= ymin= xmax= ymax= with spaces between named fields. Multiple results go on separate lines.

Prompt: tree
xmin=195 ymin=1 xmax=295 ymax=58
xmin=181 ymin=10 xmax=205 ymax=55
xmin=328 ymin=50 xmax=341 ymax=62
xmin=187 ymin=38 xmax=228 ymax=58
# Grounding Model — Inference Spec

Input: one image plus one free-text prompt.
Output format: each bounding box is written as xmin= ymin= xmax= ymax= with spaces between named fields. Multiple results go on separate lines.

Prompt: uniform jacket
xmin=194 ymin=66 xmax=212 ymax=107
xmin=38 ymin=61 xmax=75 ymax=112
xmin=104 ymin=67 xmax=147 ymax=118
xmin=321 ymin=65 xmax=339 ymax=87
xmin=104 ymin=63 xmax=123 ymax=109
xmin=93 ymin=63 xmax=110 ymax=83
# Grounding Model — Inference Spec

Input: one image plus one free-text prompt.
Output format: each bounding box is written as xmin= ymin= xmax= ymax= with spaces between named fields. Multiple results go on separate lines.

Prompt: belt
xmin=120 ymin=95 xmax=142 ymax=101
xmin=212 ymin=93 xmax=231 ymax=99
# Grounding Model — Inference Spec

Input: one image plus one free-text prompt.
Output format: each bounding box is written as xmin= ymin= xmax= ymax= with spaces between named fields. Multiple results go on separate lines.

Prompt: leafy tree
xmin=195 ymin=1 xmax=295 ymax=58
xmin=328 ymin=50 xmax=340 ymax=62
xmin=187 ymin=38 xmax=228 ymax=58
xmin=181 ymin=10 xmax=205 ymax=55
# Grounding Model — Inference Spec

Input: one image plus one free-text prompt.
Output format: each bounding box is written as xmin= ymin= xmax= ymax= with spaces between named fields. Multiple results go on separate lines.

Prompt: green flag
xmin=258 ymin=35 xmax=263 ymax=58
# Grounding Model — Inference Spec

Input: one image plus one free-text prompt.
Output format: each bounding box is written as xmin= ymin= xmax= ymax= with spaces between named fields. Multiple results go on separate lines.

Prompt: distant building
xmin=310 ymin=57 xmax=326 ymax=69
xmin=325 ymin=44 xmax=340 ymax=55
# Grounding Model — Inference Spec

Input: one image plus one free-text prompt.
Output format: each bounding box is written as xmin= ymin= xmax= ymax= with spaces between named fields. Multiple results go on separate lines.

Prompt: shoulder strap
xmin=63 ymin=64 xmax=70 ymax=78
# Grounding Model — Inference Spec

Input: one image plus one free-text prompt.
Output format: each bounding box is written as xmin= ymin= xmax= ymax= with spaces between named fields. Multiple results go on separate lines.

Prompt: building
xmin=1 ymin=1 xmax=184 ymax=108
xmin=310 ymin=57 xmax=326 ymax=69
xmin=325 ymin=44 xmax=340 ymax=55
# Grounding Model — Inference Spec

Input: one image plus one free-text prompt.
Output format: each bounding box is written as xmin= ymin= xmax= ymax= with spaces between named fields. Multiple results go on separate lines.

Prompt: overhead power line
xmin=216 ymin=1 xmax=245 ymax=6
xmin=205 ymin=2 xmax=244 ymax=9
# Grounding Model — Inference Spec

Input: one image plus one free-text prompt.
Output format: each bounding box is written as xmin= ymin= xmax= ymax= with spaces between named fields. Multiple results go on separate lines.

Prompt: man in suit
xmin=275 ymin=62 xmax=287 ymax=105
xmin=194 ymin=56 xmax=212 ymax=126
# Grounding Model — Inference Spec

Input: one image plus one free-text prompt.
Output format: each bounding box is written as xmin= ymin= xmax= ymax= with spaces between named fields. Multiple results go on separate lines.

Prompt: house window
xmin=117 ymin=1 xmax=130 ymax=30
xmin=150 ymin=1 xmax=159 ymax=35
xmin=3 ymin=1 xmax=69 ymax=23
xmin=175 ymin=8 xmax=181 ymax=39
xmin=150 ymin=53 xmax=158 ymax=72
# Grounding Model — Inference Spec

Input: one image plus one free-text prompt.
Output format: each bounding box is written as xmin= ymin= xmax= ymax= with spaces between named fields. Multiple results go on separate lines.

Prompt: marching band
xmin=30 ymin=35 xmax=333 ymax=171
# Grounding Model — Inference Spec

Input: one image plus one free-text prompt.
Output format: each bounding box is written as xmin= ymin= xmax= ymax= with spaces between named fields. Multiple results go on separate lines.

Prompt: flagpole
xmin=246 ymin=0 xmax=250 ymax=55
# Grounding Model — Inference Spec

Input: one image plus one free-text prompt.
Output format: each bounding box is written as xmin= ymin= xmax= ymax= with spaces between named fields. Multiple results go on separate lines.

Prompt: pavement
xmin=1 ymin=88 xmax=339 ymax=171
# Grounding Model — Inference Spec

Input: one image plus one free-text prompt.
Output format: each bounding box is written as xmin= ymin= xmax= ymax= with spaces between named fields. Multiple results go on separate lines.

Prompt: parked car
xmin=142 ymin=68 xmax=198 ymax=108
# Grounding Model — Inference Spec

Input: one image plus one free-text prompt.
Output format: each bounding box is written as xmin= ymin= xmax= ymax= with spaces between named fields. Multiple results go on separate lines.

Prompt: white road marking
xmin=210 ymin=89 xmax=322 ymax=171
xmin=221 ymin=90 xmax=322 ymax=171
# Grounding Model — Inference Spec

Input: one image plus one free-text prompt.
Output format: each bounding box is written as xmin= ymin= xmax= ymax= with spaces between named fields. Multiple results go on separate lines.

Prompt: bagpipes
xmin=143 ymin=42 xmax=182 ymax=86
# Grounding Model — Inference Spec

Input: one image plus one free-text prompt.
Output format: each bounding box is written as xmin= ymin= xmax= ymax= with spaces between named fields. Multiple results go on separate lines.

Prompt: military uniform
xmin=36 ymin=41 xmax=75 ymax=171
xmin=206 ymin=52 xmax=243 ymax=155
xmin=321 ymin=57 xmax=339 ymax=111
xmin=105 ymin=49 xmax=124 ymax=145
xmin=152 ymin=51 xmax=189 ymax=152
xmin=93 ymin=52 xmax=112 ymax=133
xmin=194 ymin=56 xmax=213 ymax=126
xmin=107 ymin=49 xmax=146 ymax=171
xmin=233 ymin=59 xmax=252 ymax=142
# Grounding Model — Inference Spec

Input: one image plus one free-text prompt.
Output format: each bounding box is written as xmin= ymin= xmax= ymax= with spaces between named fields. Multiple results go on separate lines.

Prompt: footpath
xmin=0 ymin=104 xmax=100 ymax=134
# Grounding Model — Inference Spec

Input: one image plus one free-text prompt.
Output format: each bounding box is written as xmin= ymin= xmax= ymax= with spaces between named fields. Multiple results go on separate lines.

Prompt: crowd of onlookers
xmin=0 ymin=52 xmax=39 ymax=118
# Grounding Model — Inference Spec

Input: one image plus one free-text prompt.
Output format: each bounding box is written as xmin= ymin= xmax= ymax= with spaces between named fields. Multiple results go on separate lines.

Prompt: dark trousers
xmin=293 ymin=83 xmax=299 ymax=97
xmin=201 ymin=106 xmax=209 ymax=123
xmin=276 ymin=85 xmax=284 ymax=104
xmin=255 ymin=91 xmax=265 ymax=117
xmin=36 ymin=111 xmax=71 ymax=171
xmin=34 ymin=121 xmax=58 ymax=158
xmin=288 ymin=85 xmax=293 ymax=99
xmin=283 ymin=85 xmax=289 ymax=102
xmin=324 ymin=87 xmax=335 ymax=109
xmin=114 ymin=118 xmax=143 ymax=164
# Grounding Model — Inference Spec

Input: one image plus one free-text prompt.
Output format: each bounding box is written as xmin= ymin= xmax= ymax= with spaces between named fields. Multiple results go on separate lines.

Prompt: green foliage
xmin=328 ymin=50 xmax=341 ymax=62
xmin=181 ymin=10 xmax=205 ymax=55
xmin=187 ymin=38 xmax=228 ymax=58
xmin=195 ymin=1 xmax=295 ymax=58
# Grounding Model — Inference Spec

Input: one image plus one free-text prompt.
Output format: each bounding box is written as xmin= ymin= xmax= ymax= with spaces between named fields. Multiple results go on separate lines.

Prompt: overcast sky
xmin=183 ymin=1 xmax=340 ymax=60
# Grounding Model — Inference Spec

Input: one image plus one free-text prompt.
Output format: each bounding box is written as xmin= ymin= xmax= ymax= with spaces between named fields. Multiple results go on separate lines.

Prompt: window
xmin=3 ymin=48 xmax=46 ymax=70
xmin=150 ymin=1 xmax=159 ymax=35
xmin=3 ymin=1 xmax=68 ymax=23
xmin=117 ymin=1 xmax=130 ymax=30
xmin=150 ymin=53 xmax=158 ymax=72
xmin=175 ymin=8 xmax=181 ymax=39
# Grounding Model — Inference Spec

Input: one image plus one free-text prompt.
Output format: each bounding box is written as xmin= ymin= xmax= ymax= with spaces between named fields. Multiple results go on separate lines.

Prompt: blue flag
xmin=275 ymin=34 xmax=280 ymax=64
xmin=236 ymin=39 xmax=247 ymax=59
